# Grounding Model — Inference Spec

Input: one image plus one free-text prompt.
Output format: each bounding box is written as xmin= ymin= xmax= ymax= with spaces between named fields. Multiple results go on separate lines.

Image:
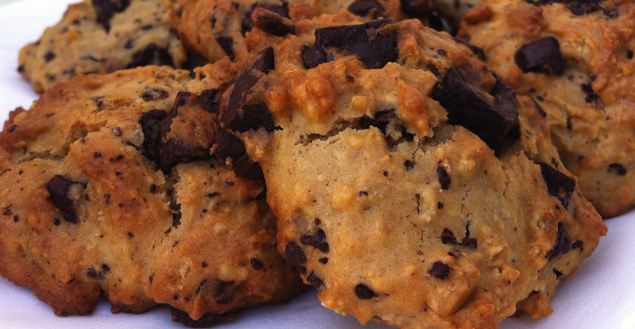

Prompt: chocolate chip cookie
xmin=18 ymin=0 xmax=187 ymax=93
xmin=177 ymin=0 xmax=410 ymax=64
xmin=457 ymin=0 xmax=635 ymax=217
xmin=0 ymin=61 xmax=304 ymax=325
xmin=216 ymin=11 xmax=606 ymax=328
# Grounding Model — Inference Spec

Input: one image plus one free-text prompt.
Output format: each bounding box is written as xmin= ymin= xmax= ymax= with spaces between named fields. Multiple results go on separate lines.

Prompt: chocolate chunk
xmin=441 ymin=228 xmax=457 ymax=245
xmin=198 ymin=88 xmax=224 ymax=113
xmin=152 ymin=92 xmax=214 ymax=172
xmin=250 ymin=258 xmax=264 ymax=270
xmin=215 ymin=130 xmax=265 ymax=181
xmin=547 ymin=222 xmax=572 ymax=260
xmin=581 ymin=83 xmax=600 ymax=104
xmin=141 ymin=88 xmax=169 ymax=101
xmin=314 ymin=19 xmax=398 ymax=69
xmin=608 ymin=163 xmax=627 ymax=176
xmin=250 ymin=47 xmax=275 ymax=74
xmin=429 ymin=261 xmax=451 ymax=279
xmin=92 ymin=0 xmax=130 ymax=32
xmin=538 ymin=162 xmax=576 ymax=207
xmin=354 ymin=283 xmax=378 ymax=299
xmin=128 ymin=43 xmax=174 ymax=68
xmin=139 ymin=109 xmax=168 ymax=162
xmin=170 ymin=307 xmax=238 ymax=327
xmin=44 ymin=51 xmax=56 ymax=63
xmin=300 ymin=229 xmax=329 ymax=252
xmin=568 ymin=1 xmax=602 ymax=16
xmin=400 ymin=0 xmax=432 ymax=19
xmin=437 ymin=166 xmax=451 ymax=190
xmin=553 ymin=268 xmax=563 ymax=279
xmin=87 ymin=268 xmax=106 ymax=280
xmin=284 ymin=242 xmax=307 ymax=264
xmin=2 ymin=205 xmax=12 ymax=217
xmin=428 ymin=11 xmax=455 ymax=35
xmin=252 ymin=8 xmax=295 ymax=36
xmin=242 ymin=2 xmax=290 ymax=35
xmin=431 ymin=68 xmax=519 ymax=150
xmin=215 ymin=36 xmax=236 ymax=61
xmin=302 ymin=44 xmax=328 ymax=69
xmin=307 ymin=272 xmax=324 ymax=288
xmin=461 ymin=236 xmax=478 ymax=249
xmin=437 ymin=201 xmax=444 ymax=209
xmin=603 ymin=7 xmax=619 ymax=18
xmin=514 ymin=37 xmax=566 ymax=75
xmin=348 ymin=0 xmax=385 ymax=18
xmin=45 ymin=175 xmax=81 ymax=224
xmin=214 ymin=280 xmax=237 ymax=304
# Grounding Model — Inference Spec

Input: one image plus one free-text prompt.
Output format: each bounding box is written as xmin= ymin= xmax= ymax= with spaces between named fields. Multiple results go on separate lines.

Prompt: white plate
xmin=1 ymin=1 xmax=634 ymax=328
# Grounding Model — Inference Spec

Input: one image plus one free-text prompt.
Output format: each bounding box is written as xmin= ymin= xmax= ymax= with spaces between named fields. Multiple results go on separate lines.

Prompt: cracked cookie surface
xmin=216 ymin=11 xmax=606 ymax=328
xmin=458 ymin=0 xmax=635 ymax=217
xmin=0 ymin=62 xmax=304 ymax=325
xmin=18 ymin=0 xmax=187 ymax=93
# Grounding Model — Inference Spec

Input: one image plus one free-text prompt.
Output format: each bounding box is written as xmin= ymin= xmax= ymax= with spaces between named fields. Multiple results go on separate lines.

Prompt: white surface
xmin=0 ymin=0 xmax=634 ymax=328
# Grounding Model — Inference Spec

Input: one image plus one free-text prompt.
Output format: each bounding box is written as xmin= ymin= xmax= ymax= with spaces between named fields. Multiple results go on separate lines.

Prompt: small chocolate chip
xmin=441 ymin=228 xmax=457 ymax=245
xmin=553 ymin=268 xmax=563 ymax=279
xmin=93 ymin=152 xmax=103 ymax=158
xmin=404 ymin=160 xmax=415 ymax=170
xmin=437 ymin=202 xmax=444 ymax=209
xmin=354 ymin=283 xmax=378 ymax=299
xmin=531 ymin=98 xmax=547 ymax=117
xmin=44 ymin=51 xmax=56 ymax=63
xmin=515 ymin=37 xmax=565 ymax=75
xmin=13 ymin=215 xmax=20 ymax=222
xmin=345 ymin=75 xmax=355 ymax=83
xmin=429 ymin=261 xmax=451 ymax=279
xmin=437 ymin=166 xmax=451 ymax=190
xmin=608 ymin=163 xmax=627 ymax=176
xmin=87 ymin=268 xmax=105 ymax=279
xmin=250 ymin=258 xmax=264 ymax=270
xmin=112 ymin=127 xmax=122 ymax=136
xmin=300 ymin=229 xmax=329 ymax=253
xmin=307 ymin=272 xmax=324 ymax=288
xmin=319 ymin=257 xmax=328 ymax=264
xmin=284 ymin=242 xmax=307 ymax=264
xmin=141 ymin=88 xmax=169 ymax=101
xmin=93 ymin=0 xmax=130 ymax=32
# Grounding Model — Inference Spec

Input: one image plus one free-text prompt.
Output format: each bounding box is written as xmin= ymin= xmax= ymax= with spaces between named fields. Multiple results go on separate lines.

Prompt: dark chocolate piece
xmin=139 ymin=109 xmax=168 ymax=162
xmin=547 ymin=222 xmax=572 ymax=260
xmin=250 ymin=258 xmax=264 ymax=270
xmin=252 ymin=9 xmax=295 ymax=36
xmin=437 ymin=166 xmax=451 ymax=190
xmin=538 ymin=162 xmax=576 ymax=207
xmin=400 ymin=0 xmax=432 ymax=19
xmin=354 ymin=283 xmax=378 ymax=299
xmin=242 ymin=2 xmax=290 ymax=35
xmin=302 ymin=45 xmax=328 ymax=69
xmin=284 ymin=242 xmax=307 ymax=264
xmin=314 ymin=19 xmax=398 ymax=69
xmin=45 ymin=175 xmax=81 ymax=224
xmin=428 ymin=261 xmax=451 ymax=279
xmin=300 ymin=229 xmax=329 ymax=252
xmin=514 ymin=37 xmax=565 ymax=75
xmin=608 ymin=163 xmax=627 ymax=176
xmin=431 ymin=68 xmax=519 ymax=150
xmin=215 ymin=130 xmax=265 ymax=181
xmin=348 ymin=0 xmax=385 ymax=18
xmin=127 ymin=43 xmax=174 ymax=68
xmin=307 ymin=272 xmax=324 ymax=288
xmin=216 ymin=36 xmax=236 ymax=61
xmin=92 ymin=0 xmax=130 ymax=32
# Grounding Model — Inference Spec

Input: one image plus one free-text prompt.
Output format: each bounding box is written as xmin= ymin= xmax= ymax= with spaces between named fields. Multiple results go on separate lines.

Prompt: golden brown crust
xmin=458 ymin=0 xmax=635 ymax=217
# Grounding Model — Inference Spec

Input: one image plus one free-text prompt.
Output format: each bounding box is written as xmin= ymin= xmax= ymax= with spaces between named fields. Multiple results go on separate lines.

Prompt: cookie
xmin=457 ymin=0 xmax=635 ymax=217
xmin=177 ymin=0 xmax=410 ymax=63
xmin=216 ymin=11 xmax=606 ymax=328
xmin=18 ymin=0 xmax=187 ymax=93
xmin=0 ymin=61 xmax=304 ymax=324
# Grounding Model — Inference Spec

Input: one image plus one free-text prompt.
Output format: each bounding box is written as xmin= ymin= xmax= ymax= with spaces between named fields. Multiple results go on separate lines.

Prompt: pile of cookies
xmin=3 ymin=0 xmax=633 ymax=327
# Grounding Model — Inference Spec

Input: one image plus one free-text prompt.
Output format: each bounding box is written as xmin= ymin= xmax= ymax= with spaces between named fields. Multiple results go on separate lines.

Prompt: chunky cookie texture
xmin=217 ymin=11 xmax=606 ymax=328
xmin=18 ymin=0 xmax=187 ymax=93
xmin=177 ymin=0 xmax=411 ymax=64
xmin=458 ymin=0 xmax=635 ymax=217
xmin=0 ymin=63 xmax=304 ymax=323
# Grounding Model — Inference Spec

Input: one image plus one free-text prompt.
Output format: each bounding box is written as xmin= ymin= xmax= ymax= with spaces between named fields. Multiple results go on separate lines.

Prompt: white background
xmin=0 ymin=1 xmax=634 ymax=328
